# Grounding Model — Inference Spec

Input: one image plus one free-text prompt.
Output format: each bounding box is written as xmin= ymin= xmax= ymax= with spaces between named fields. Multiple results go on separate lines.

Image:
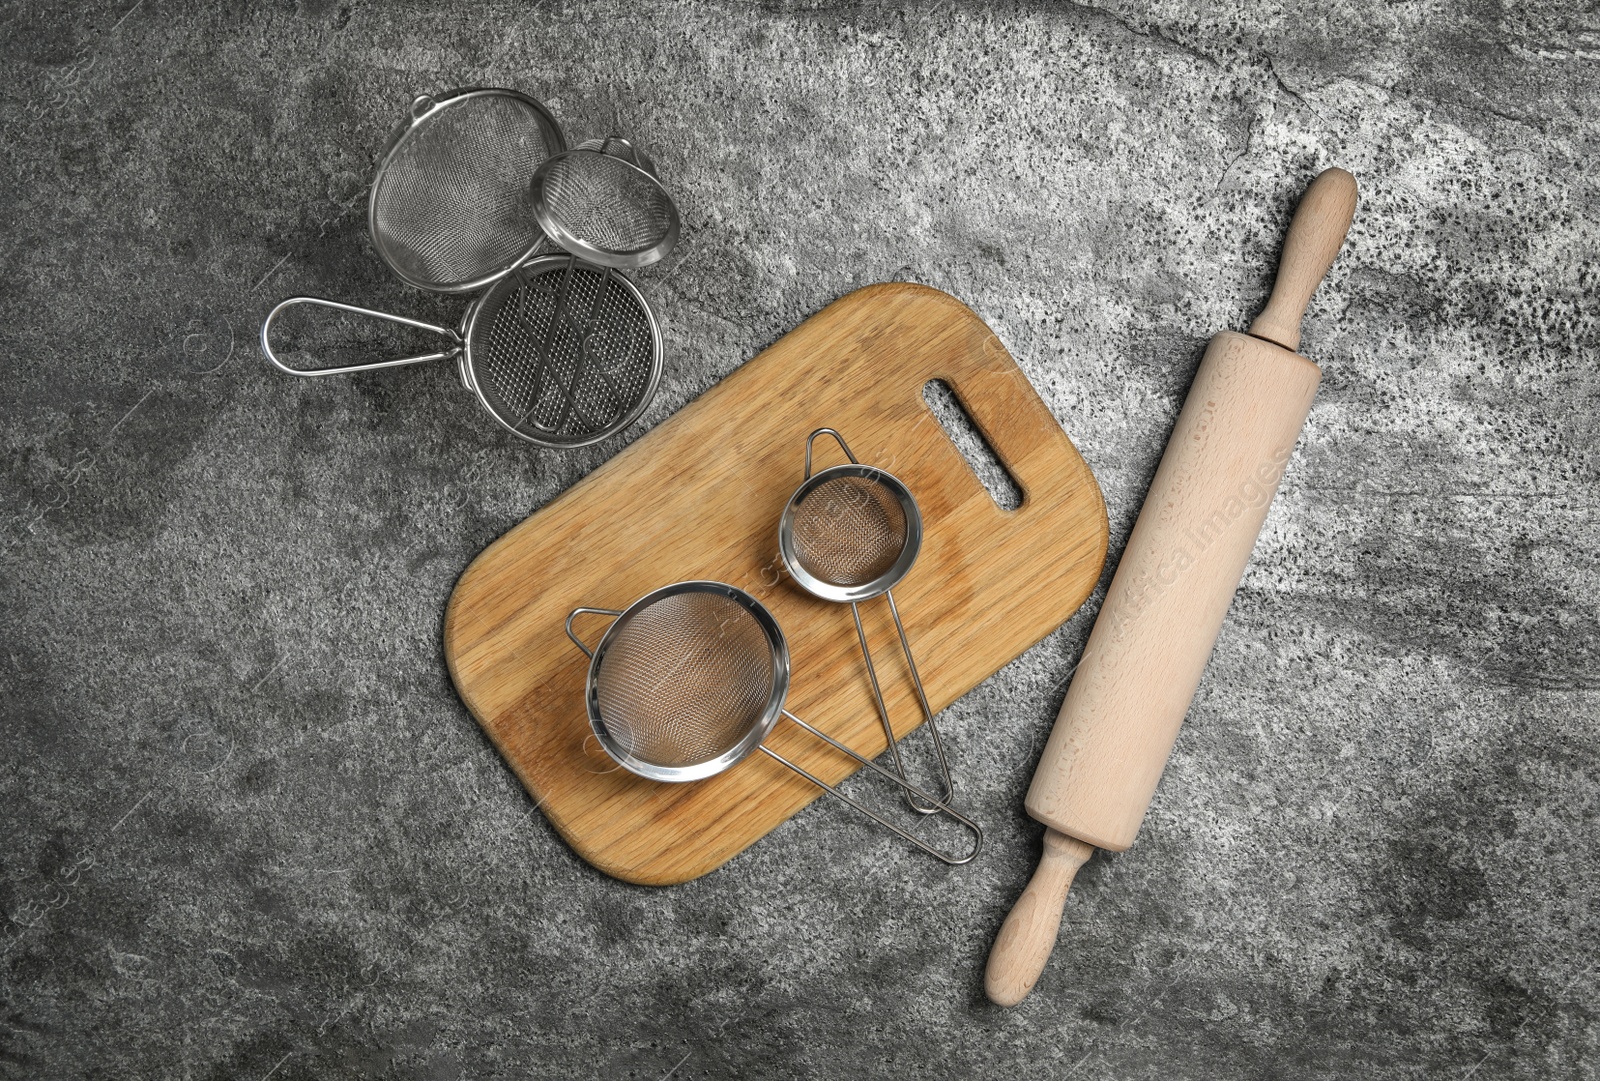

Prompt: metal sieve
xmin=530 ymin=136 xmax=679 ymax=270
xmin=365 ymin=91 xmax=675 ymax=288
xmin=778 ymin=429 xmax=955 ymax=812
xmin=260 ymin=255 xmax=661 ymax=448
xmin=368 ymin=87 xmax=567 ymax=294
xmin=565 ymin=581 xmax=982 ymax=864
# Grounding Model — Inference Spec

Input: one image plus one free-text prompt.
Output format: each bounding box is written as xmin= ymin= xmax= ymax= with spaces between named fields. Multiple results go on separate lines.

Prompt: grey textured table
xmin=4 ymin=3 xmax=1597 ymax=1078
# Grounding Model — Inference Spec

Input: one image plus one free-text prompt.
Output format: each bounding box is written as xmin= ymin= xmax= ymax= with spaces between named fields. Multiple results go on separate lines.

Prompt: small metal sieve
xmin=565 ymin=581 xmax=982 ymax=864
xmin=779 ymin=429 xmax=955 ymax=812
xmin=530 ymin=136 xmax=679 ymax=270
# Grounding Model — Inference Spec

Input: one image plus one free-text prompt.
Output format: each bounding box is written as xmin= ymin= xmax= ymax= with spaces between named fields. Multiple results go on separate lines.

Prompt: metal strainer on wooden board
xmin=565 ymin=581 xmax=982 ymax=865
xmin=779 ymin=428 xmax=955 ymax=812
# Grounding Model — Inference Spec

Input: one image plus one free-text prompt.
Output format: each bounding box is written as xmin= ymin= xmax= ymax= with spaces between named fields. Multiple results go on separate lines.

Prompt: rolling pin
xmin=985 ymin=168 xmax=1358 ymax=1007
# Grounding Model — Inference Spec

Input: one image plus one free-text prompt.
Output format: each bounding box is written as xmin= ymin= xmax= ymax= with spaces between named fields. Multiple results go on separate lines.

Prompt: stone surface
xmin=3 ymin=2 xmax=1597 ymax=1078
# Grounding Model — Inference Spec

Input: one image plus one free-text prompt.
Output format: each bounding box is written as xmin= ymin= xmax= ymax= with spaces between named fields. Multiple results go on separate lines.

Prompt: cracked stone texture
xmin=3 ymin=1 xmax=1598 ymax=1078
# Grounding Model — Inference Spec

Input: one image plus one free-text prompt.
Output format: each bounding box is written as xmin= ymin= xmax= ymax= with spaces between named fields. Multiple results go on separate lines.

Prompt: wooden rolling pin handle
xmin=1247 ymin=167 xmax=1358 ymax=353
xmin=984 ymin=829 xmax=1095 ymax=1006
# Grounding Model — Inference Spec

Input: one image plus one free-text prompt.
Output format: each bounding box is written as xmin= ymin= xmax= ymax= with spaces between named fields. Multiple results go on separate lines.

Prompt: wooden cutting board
xmin=443 ymin=283 xmax=1107 ymax=885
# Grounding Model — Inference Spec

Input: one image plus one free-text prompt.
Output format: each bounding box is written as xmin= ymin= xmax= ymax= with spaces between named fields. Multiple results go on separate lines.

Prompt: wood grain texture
xmin=443 ymin=283 xmax=1108 ymax=885
xmin=1025 ymin=330 xmax=1321 ymax=851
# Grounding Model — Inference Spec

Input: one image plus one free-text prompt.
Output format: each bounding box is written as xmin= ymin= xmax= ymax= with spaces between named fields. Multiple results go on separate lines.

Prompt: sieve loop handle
xmin=763 ymin=710 xmax=983 ymax=865
xmin=803 ymin=427 xmax=859 ymax=479
xmin=261 ymin=297 xmax=462 ymax=377
xmin=564 ymin=607 xmax=623 ymax=658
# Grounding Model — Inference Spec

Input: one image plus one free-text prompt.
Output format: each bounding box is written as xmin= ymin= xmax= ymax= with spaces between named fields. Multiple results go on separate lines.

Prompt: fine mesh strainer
xmin=368 ymin=88 xmax=567 ymax=294
xmin=779 ymin=429 xmax=955 ymax=813
xmin=565 ymin=581 xmax=982 ymax=865
xmin=364 ymin=93 xmax=677 ymax=290
xmin=530 ymin=136 xmax=679 ymax=269
xmin=260 ymin=255 xmax=661 ymax=447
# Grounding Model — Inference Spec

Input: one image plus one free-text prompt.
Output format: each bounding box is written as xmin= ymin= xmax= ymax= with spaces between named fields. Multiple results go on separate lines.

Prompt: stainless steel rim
xmin=580 ymin=582 xmax=790 ymax=784
xmin=778 ymin=463 xmax=924 ymax=603
xmin=367 ymin=87 xmax=567 ymax=294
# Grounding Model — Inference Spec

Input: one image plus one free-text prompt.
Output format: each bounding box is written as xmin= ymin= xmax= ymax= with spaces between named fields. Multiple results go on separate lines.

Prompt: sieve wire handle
xmin=261 ymin=297 xmax=462 ymax=377
xmin=850 ymin=597 xmax=954 ymax=816
xmin=884 ymin=589 xmax=956 ymax=809
xmin=564 ymin=607 xmax=623 ymax=658
xmin=591 ymin=136 xmax=653 ymax=175
xmin=803 ymin=427 xmax=859 ymax=480
xmin=850 ymin=600 xmax=933 ymax=815
xmin=763 ymin=710 xmax=983 ymax=865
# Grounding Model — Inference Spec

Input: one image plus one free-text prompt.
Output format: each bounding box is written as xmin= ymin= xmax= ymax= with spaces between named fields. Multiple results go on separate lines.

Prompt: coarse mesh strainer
xmin=468 ymin=257 xmax=660 ymax=442
xmin=778 ymin=429 xmax=955 ymax=812
xmin=261 ymin=254 xmax=662 ymax=448
xmin=565 ymin=582 xmax=982 ymax=864
xmin=368 ymin=88 xmax=567 ymax=293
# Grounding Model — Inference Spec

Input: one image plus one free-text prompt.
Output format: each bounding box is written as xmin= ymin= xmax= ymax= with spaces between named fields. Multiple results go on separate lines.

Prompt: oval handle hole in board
xmin=921 ymin=379 xmax=1023 ymax=511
